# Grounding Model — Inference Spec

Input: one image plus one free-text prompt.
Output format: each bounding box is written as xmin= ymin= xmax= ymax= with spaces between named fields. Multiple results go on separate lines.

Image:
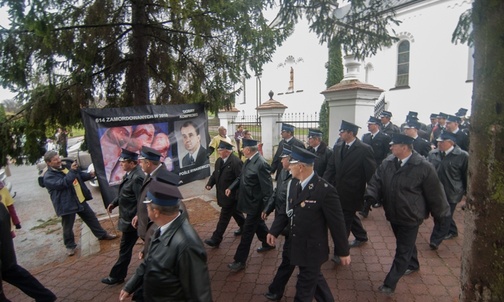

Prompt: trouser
xmin=109 ymin=230 xmax=139 ymax=279
xmin=342 ymin=209 xmax=368 ymax=242
xmin=430 ymin=203 xmax=457 ymax=245
xmin=233 ymin=212 xmax=269 ymax=263
xmin=1 ymin=264 xmax=56 ymax=302
xmin=61 ymin=201 xmax=107 ymax=248
xmin=268 ymin=235 xmax=295 ymax=297
xmin=295 ymin=265 xmax=334 ymax=302
xmin=384 ymin=223 xmax=420 ymax=290
xmin=211 ymin=203 xmax=245 ymax=243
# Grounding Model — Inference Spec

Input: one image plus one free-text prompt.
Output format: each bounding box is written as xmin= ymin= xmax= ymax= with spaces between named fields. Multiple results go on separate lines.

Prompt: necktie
xmin=297 ymin=184 xmax=302 ymax=197
xmin=395 ymin=159 xmax=402 ymax=170
xmin=190 ymin=155 xmax=195 ymax=164
xmin=441 ymin=151 xmax=446 ymax=159
xmin=143 ymin=173 xmax=151 ymax=185
xmin=342 ymin=144 xmax=350 ymax=159
xmin=154 ymin=228 xmax=161 ymax=240
xmin=371 ymin=134 xmax=374 ymax=140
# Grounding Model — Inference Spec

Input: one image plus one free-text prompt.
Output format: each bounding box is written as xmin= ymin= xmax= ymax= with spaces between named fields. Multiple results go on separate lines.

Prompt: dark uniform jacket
xmin=43 ymin=167 xmax=94 ymax=217
xmin=124 ymin=211 xmax=212 ymax=302
xmin=110 ymin=165 xmax=144 ymax=232
xmin=452 ymin=129 xmax=469 ymax=152
xmin=269 ymin=174 xmax=350 ymax=266
xmin=307 ymin=141 xmax=333 ymax=177
xmin=229 ymin=153 xmax=273 ymax=215
xmin=428 ymin=146 xmax=468 ymax=204
xmin=381 ymin=122 xmax=400 ymax=137
xmin=430 ymin=124 xmax=446 ymax=146
xmin=206 ymin=153 xmax=243 ymax=207
xmin=271 ymin=137 xmax=305 ymax=180
xmin=263 ymin=169 xmax=292 ymax=215
xmin=362 ymin=131 xmax=391 ymax=165
xmin=323 ymin=139 xmax=376 ymax=211
xmin=412 ymin=136 xmax=432 ymax=157
xmin=365 ymin=152 xmax=450 ymax=226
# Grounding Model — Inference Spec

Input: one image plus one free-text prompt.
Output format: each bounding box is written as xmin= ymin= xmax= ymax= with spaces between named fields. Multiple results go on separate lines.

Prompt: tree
xmin=0 ymin=0 xmax=399 ymax=164
xmin=456 ymin=0 xmax=504 ymax=300
xmin=320 ymin=37 xmax=344 ymax=144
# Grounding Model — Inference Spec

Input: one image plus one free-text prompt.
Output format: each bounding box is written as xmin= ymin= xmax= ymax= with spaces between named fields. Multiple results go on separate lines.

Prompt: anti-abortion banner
xmin=81 ymin=104 xmax=210 ymax=207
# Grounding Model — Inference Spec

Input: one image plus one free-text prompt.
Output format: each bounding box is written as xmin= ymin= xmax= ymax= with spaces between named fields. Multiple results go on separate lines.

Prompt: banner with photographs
xmin=81 ymin=104 xmax=210 ymax=206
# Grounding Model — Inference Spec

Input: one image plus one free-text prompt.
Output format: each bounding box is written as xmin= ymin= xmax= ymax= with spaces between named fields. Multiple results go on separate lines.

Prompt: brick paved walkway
xmin=4 ymin=203 xmax=464 ymax=302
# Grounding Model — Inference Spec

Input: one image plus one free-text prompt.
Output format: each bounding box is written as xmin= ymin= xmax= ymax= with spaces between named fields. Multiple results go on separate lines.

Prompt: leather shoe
xmin=264 ymin=292 xmax=282 ymax=301
xmin=234 ymin=228 xmax=243 ymax=236
xmin=99 ymin=233 xmax=117 ymax=240
xmin=257 ymin=245 xmax=275 ymax=253
xmin=228 ymin=261 xmax=245 ymax=272
xmin=204 ymin=238 xmax=220 ymax=248
xmin=331 ymin=255 xmax=341 ymax=265
xmin=429 ymin=242 xmax=439 ymax=250
xmin=349 ymin=239 xmax=368 ymax=248
xmin=404 ymin=268 xmax=419 ymax=275
xmin=372 ymin=202 xmax=382 ymax=208
xmin=444 ymin=233 xmax=458 ymax=240
xmin=378 ymin=285 xmax=394 ymax=294
xmin=101 ymin=276 xmax=124 ymax=285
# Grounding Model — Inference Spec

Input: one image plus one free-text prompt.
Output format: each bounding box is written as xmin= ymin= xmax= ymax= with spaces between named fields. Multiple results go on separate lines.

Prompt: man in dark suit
xmin=427 ymin=113 xmax=438 ymax=137
xmin=306 ymin=129 xmax=332 ymax=177
xmin=455 ymin=108 xmax=470 ymax=131
xmin=102 ymin=149 xmax=145 ymax=285
xmin=360 ymin=116 xmax=391 ymax=212
xmin=445 ymin=115 xmax=469 ymax=152
xmin=204 ymin=141 xmax=245 ymax=247
xmin=430 ymin=112 xmax=448 ymax=146
xmin=270 ymin=123 xmax=305 ymax=180
xmin=226 ymin=138 xmax=274 ymax=272
xmin=267 ymin=146 xmax=350 ymax=301
xmin=403 ymin=120 xmax=432 ymax=157
xmin=379 ymin=110 xmax=400 ymax=137
xmin=180 ymin=121 xmax=209 ymax=168
xmin=323 ymin=121 xmax=376 ymax=256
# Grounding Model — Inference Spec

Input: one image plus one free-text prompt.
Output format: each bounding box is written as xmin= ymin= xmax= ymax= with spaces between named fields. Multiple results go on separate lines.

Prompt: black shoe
xmin=349 ymin=239 xmax=368 ymax=248
xmin=264 ymin=292 xmax=282 ymax=301
xmin=358 ymin=211 xmax=369 ymax=218
xmin=372 ymin=202 xmax=382 ymax=208
xmin=99 ymin=233 xmax=118 ymax=240
xmin=234 ymin=228 xmax=243 ymax=236
xmin=331 ymin=255 xmax=341 ymax=265
xmin=404 ymin=268 xmax=419 ymax=275
xmin=429 ymin=242 xmax=439 ymax=250
xmin=228 ymin=261 xmax=245 ymax=272
xmin=444 ymin=233 xmax=458 ymax=240
xmin=101 ymin=276 xmax=125 ymax=285
xmin=204 ymin=239 xmax=220 ymax=248
xmin=257 ymin=244 xmax=275 ymax=253
xmin=378 ymin=285 xmax=394 ymax=294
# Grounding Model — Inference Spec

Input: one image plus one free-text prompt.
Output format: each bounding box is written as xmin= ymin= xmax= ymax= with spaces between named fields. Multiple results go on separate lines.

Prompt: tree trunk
xmin=460 ymin=0 xmax=504 ymax=301
xmin=125 ymin=0 xmax=150 ymax=106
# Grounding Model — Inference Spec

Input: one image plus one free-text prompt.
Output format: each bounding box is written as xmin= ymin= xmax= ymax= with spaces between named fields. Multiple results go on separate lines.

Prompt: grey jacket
xmin=428 ymin=146 xmax=468 ymax=204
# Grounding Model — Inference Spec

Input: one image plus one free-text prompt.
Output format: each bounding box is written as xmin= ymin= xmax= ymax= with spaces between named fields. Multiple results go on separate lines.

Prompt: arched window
xmin=396 ymin=40 xmax=410 ymax=87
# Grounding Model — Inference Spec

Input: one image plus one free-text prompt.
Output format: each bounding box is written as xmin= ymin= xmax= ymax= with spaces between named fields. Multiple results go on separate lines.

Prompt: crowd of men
xmin=1 ymin=107 xmax=469 ymax=301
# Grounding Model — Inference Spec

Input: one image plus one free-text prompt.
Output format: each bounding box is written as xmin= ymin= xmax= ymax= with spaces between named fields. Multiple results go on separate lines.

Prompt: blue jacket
xmin=43 ymin=168 xmax=93 ymax=216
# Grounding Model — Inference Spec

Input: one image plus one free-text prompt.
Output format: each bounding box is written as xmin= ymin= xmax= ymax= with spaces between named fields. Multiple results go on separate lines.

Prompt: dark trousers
xmin=430 ymin=203 xmax=457 ymax=245
xmin=384 ymin=223 xmax=420 ymax=290
xmin=342 ymin=209 xmax=368 ymax=242
xmin=295 ymin=265 xmax=334 ymax=302
xmin=109 ymin=230 xmax=139 ymax=279
xmin=233 ymin=212 xmax=269 ymax=263
xmin=1 ymin=264 xmax=56 ymax=302
xmin=61 ymin=201 xmax=107 ymax=249
xmin=211 ymin=203 xmax=245 ymax=243
xmin=268 ymin=235 xmax=295 ymax=297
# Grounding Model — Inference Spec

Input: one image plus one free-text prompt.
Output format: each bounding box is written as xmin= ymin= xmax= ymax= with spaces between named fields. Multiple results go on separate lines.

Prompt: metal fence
xmin=230 ymin=115 xmax=262 ymax=142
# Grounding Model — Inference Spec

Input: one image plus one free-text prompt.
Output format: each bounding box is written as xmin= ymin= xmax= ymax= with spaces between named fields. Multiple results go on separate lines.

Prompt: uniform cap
xmin=138 ymin=146 xmax=161 ymax=161
xmin=279 ymin=144 xmax=292 ymax=158
xmin=379 ymin=111 xmax=392 ymax=118
xmin=289 ymin=146 xmax=317 ymax=164
xmin=455 ymin=108 xmax=468 ymax=117
xmin=308 ymin=129 xmax=323 ymax=138
xmin=367 ymin=116 xmax=381 ymax=124
xmin=436 ymin=131 xmax=458 ymax=144
xmin=339 ymin=120 xmax=360 ymax=134
xmin=119 ymin=148 xmax=138 ymax=161
xmin=430 ymin=113 xmax=438 ymax=119
xmin=446 ymin=115 xmax=461 ymax=123
xmin=218 ymin=140 xmax=234 ymax=151
xmin=281 ymin=123 xmax=295 ymax=133
xmin=242 ymin=138 xmax=258 ymax=147
xmin=390 ymin=133 xmax=415 ymax=145
xmin=143 ymin=179 xmax=183 ymax=206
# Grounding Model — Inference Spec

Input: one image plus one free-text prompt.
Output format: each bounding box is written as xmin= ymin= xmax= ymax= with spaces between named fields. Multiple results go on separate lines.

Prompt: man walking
xmin=365 ymin=134 xmax=450 ymax=294
xmin=42 ymin=150 xmax=116 ymax=256
xmin=226 ymin=138 xmax=274 ymax=272
xmin=101 ymin=149 xmax=145 ymax=285
xmin=204 ymin=141 xmax=245 ymax=247
xmin=323 ymin=121 xmax=376 ymax=255
xmin=428 ymin=132 xmax=468 ymax=250
xmin=271 ymin=123 xmax=305 ymax=180
xmin=267 ymin=146 xmax=350 ymax=301
xmin=306 ymin=129 xmax=332 ymax=177
xmin=379 ymin=111 xmax=400 ymax=137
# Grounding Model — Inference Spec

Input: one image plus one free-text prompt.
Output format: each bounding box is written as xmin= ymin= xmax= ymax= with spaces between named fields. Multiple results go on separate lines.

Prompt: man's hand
xmin=205 ymin=185 xmax=212 ymax=190
xmin=261 ymin=212 xmax=268 ymax=220
xmin=266 ymin=233 xmax=276 ymax=247
xmin=225 ymin=189 xmax=231 ymax=197
xmin=89 ymin=170 xmax=96 ymax=178
xmin=107 ymin=204 xmax=115 ymax=214
xmin=71 ymin=161 xmax=79 ymax=171
xmin=119 ymin=289 xmax=131 ymax=301
xmin=131 ymin=215 xmax=138 ymax=228
xmin=339 ymin=255 xmax=351 ymax=266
